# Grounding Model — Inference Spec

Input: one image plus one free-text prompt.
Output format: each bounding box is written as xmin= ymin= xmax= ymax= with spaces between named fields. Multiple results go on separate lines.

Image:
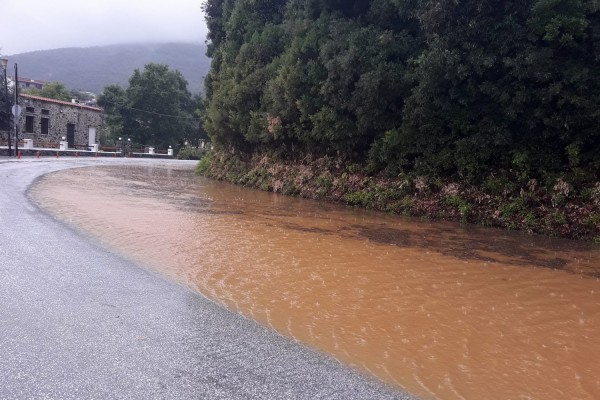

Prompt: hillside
xmin=8 ymin=42 xmax=210 ymax=94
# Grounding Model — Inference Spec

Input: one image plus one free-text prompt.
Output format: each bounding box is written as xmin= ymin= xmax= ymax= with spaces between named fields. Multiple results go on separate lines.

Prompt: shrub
xmin=178 ymin=147 xmax=206 ymax=160
xmin=195 ymin=152 xmax=213 ymax=175
xmin=345 ymin=191 xmax=373 ymax=207
xmin=445 ymin=194 xmax=472 ymax=222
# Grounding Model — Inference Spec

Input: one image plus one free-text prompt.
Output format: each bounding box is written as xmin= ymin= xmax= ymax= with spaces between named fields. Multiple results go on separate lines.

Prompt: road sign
xmin=11 ymin=104 xmax=21 ymax=117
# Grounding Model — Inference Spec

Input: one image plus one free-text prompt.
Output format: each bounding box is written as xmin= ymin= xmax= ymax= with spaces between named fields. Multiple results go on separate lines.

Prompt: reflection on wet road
xmin=31 ymin=165 xmax=600 ymax=400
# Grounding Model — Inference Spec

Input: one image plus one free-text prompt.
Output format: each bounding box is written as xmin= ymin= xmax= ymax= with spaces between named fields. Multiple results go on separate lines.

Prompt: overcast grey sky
xmin=0 ymin=0 xmax=208 ymax=55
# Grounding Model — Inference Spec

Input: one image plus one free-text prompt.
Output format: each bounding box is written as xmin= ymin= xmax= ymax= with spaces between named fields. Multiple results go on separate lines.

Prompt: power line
xmin=99 ymin=97 xmax=201 ymax=122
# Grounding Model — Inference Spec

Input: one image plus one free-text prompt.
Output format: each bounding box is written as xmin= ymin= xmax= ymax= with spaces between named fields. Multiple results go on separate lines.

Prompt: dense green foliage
xmin=98 ymin=84 xmax=126 ymax=140
xmin=98 ymin=63 xmax=198 ymax=148
xmin=0 ymin=77 xmax=13 ymax=132
xmin=202 ymin=0 xmax=600 ymax=185
xmin=1 ymin=47 xmax=13 ymax=132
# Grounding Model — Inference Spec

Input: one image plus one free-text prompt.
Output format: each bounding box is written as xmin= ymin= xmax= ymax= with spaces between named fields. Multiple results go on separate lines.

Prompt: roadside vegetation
xmin=177 ymin=146 xmax=208 ymax=160
xmin=200 ymin=152 xmax=600 ymax=241
xmin=198 ymin=0 xmax=600 ymax=241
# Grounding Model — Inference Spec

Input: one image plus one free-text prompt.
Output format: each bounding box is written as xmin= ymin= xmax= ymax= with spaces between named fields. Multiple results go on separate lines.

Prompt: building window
xmin=25 ymin=116 xmax=34 ymax=133
xmin=26 ymin=106 xmax=35 ymax=113
xmin=41 ymin=109 xmax=50 ymax=115
xmin=41 ymin=118 xmax=49 ymax=134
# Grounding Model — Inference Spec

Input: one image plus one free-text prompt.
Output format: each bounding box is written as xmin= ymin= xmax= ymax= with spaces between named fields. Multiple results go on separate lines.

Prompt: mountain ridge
xmin=7 ymin=42 xmax=210 ymax=94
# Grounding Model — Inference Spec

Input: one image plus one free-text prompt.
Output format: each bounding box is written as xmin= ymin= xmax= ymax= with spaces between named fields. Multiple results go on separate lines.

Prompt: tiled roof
xmin=20 ymin=94 xmax=102 ymax=112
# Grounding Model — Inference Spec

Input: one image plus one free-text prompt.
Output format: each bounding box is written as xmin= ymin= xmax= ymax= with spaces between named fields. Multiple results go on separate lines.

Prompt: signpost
xmin=11 ymin=105 xmax=21 ymax=157
xmin=11 ymin=104 xmax=21 ymax=117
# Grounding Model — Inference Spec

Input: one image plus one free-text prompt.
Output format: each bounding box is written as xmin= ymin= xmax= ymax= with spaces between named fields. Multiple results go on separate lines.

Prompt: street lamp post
xmin=1 ymin=57 xmax=11 ymax=156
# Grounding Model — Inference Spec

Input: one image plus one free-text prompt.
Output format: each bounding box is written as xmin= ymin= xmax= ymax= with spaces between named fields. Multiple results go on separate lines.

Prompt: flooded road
xmin=30 ymin=165 xmax=600 ymax=400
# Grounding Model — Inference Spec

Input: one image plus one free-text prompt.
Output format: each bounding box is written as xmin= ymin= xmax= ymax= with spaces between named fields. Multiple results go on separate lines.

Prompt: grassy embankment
xmin=197 ymin=151 xmax=600 ymax=243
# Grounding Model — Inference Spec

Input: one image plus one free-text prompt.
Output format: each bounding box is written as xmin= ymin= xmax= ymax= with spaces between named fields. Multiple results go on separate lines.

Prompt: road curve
xmin=0 ymin=157 xmax=415 ymax=400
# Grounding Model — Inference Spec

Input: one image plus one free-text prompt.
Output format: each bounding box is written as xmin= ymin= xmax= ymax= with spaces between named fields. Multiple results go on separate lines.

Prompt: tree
xmin=396 ymin=0 xmax=600 ymax=181
xmin=0 ymin=47 xmax=13 ymax=135
xmin=23 ymin=81 xmax=71 ymax=101
xmin=188 ymin=93 xmax=210 ymax=147
xmin=0 ymin=76 xmax=13 ymax=133
xmin=202 ymin=0 xmax=421 ymax=156
xmin=97 ymin=84 xmax=126 ymax=142
xmin=202 ymin=0 xmax=600 ymax=184
xmin=99 ymin=63 xmax=196 ymax=148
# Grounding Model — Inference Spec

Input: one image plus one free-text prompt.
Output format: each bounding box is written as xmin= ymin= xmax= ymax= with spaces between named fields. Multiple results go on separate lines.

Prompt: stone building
xmin=17 ymin=94 xmax=104 ymax=149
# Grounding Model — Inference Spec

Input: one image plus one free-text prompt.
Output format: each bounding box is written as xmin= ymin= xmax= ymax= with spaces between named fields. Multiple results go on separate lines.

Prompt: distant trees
xmin=98 ymin=63 xmax=198 ymax=148
xmin=201 ymin=0 xmax=600 ymax=184
xmin=0 ymin=48 xmax=7 ymax=132
xmin=23 ymin=81 xmax=72 ymax=102
xmin=0 ymin=77 xmax=13 ymax=132
xmin=98 ymin=84 xmax=126 ymax=141
xmin=21 ymin=80 xmax=97 ymax=104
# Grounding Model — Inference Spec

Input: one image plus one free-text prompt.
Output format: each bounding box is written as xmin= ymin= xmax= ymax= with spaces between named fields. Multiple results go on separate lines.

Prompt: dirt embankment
xmin=198 ymin=151 xmax=600 ymax=242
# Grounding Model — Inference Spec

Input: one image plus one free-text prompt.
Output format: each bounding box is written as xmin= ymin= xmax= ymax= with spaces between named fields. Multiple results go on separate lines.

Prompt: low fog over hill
xmin=8 ymin=42 xmax=210 ymax=94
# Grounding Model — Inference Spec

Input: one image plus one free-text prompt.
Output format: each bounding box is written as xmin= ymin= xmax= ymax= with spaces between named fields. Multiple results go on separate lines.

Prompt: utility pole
xmin=14 ymin=63 xmax=18 ymax=157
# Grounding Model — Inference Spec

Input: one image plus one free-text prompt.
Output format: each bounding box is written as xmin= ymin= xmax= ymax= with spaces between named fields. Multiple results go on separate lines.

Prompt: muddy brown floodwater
xmin=30 ymin=165 xmax=600 ymax=400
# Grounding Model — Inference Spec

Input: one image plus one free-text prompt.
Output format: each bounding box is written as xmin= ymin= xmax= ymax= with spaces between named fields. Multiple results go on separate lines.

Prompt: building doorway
xmin=67 ymin=124 xmax=75 ymax=148
xmin=88 ymin=127 xmax=96 ymax=146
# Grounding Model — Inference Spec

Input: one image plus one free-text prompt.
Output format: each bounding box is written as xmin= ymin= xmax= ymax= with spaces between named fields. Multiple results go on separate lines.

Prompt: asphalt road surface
xmin=0 ymin=157 xmax=416 ymax=400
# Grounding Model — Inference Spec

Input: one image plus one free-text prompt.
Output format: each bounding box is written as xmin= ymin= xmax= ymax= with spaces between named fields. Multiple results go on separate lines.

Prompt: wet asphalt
xmin=0 ymin=157 xmax=416 ymax=400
